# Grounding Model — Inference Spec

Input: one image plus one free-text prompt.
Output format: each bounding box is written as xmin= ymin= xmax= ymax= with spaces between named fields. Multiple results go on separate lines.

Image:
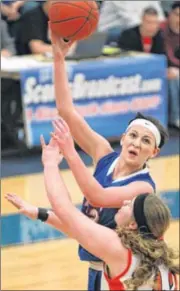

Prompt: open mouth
xmin=128 ymin=150 xmax=138 ymax=156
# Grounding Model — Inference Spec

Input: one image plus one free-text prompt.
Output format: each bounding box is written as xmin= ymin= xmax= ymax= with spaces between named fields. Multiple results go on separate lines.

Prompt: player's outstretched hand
xmin=49 ymin=22 xmax=73 ymax=59
xmin=51 ymin=117 xmax=75 ymax=159
xmin=40 ymin=135 xmax=63 ymax=167
xmin=5 ymin=193 xmax=38 ymax=220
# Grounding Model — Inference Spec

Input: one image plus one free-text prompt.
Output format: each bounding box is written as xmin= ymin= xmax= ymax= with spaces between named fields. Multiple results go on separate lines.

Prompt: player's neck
xmin=112 ymin=156 xmax=143 ymax=179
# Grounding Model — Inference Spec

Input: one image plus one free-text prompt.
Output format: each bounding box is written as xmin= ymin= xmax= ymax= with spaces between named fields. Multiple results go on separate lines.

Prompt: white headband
xmin=126 ymin=119 xmax=161 ymax=147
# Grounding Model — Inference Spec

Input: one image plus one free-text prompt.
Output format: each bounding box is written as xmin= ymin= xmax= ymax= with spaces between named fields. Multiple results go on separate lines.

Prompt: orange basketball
xmin=48 ymin=1 xmax=99 ymax=41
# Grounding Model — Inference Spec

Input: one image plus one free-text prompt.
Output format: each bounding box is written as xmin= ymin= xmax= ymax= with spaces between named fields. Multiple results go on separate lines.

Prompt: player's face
xmin=120 ymin=125 xmax=160 ymax=168
xmin=115 ymin=199 xmax=135 ymax=226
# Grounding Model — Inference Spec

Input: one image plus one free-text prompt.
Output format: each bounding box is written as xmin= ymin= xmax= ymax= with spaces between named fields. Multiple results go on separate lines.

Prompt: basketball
xmin=48 ymin=1 xmax=99 ymax=41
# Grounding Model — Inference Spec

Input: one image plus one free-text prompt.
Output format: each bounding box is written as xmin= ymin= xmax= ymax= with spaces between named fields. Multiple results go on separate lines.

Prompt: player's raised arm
xmin=51 ymin=31 xmax=113 ymax=164
xmin=41 ymin=134 xmax=125 ymax=264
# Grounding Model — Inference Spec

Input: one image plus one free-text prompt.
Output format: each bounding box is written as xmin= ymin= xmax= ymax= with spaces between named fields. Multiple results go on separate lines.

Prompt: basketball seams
xmin=84 ymin=1 xmax=99 ymax=11
xmin=66 ymin=6 xmax=92 ymax=39
xmin=51 ymin=16 xmax=87 ymax=24
xmin=51 ymin=1 xmax=98 ymax=21
xmin=50 ymin=1 xmax=98 ymax=40
xmin=87 ymin=16 xmax=93 ymax=37
xmin=87 ymin=14 xmax=94 ymax=37
xmin=66 ymin=18 xmax=88 ymax=39
xmin=86 ymin=6 xmax=93 ymax=36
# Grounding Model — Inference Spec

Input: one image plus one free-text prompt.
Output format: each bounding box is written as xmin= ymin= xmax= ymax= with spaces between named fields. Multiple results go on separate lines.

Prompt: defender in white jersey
xmin=101 ymin=249 xmax=178 ymax=290
xmin=6 ymin=136 xmax=179 ymax=290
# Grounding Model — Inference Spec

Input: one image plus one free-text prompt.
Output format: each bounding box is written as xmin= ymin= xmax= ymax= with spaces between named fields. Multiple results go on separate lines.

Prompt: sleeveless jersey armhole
xmin=104 ymin=249 xmax=132 ymax=281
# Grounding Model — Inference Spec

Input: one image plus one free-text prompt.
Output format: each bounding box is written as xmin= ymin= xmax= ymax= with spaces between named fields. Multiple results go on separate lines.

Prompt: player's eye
xmin=129 ymin=133 xmax=137 ymax=138
xmin=143 ymin=138 xmax=151 ymax=144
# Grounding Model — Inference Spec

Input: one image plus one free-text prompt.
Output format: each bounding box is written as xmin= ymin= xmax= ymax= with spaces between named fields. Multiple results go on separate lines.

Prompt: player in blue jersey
xmin=51 ymin=115 xmax=168 ymax=289
xmin=50 ymin=30 xmax=169 ymax=290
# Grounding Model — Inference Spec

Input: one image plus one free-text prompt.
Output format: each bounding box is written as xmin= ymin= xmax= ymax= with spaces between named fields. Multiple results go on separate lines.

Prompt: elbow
xmin=87 ymin=199 xmax=99 ymax=207
xmin=52 ymin=203 xmax=65 ymax=221
xmin=57 ymin=108 xmax=68 ymax=118
xmin=57 ymin=106 xmax=74 ymax=118
xmin=87 ymin=198 xmax=106 ymax=208
xmin=86 ymin=189 xmax=110 ymax=207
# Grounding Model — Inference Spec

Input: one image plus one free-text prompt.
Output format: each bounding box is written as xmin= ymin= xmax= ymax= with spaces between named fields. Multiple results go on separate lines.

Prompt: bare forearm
xmin=53 ymin=49 xmax=113 ymax=159
xmin=27 ymin=206 xmax=73 ymax=237
xmin=43 ymin=163 xmax=76 ymax=233
xmin=45 ymin=210 xmax=63 ymax=229
xmin=46 ymin=210 xmax=72 ymax=236
xmin=44 ymin=164 xmax=72 ymax=203
xmin=43 ymin=164 xmax=71 ymax=210
xmin=65 ymin=149 xmax=103 ymax=204
xmin=53 ymin=55 xmax=74 ymax=114
xmin=53 ymin=57 xmax=97 ymax=157
xmin=65 ymin=151 xmax=153 ymax=207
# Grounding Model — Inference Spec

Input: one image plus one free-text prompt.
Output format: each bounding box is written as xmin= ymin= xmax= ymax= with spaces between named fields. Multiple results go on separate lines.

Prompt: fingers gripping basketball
xmin=48 ymin=1 xmax=99 ymax=41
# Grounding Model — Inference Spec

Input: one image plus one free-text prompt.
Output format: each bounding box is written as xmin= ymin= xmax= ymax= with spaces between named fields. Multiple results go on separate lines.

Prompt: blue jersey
xmin=79 ymin=151 xmax=156 ymax=262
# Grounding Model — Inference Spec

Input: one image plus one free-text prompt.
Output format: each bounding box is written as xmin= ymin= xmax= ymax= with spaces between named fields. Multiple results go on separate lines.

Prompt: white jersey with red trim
xmin=101 ymin=250 xmax=177 ymax=290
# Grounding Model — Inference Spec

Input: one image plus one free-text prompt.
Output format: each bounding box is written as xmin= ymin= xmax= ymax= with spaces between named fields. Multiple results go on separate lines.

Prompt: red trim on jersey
xmin=168 ymin=271 xmax=178 ymax=290
xmin=169 ymin=272 xmax=173 ymax=288
xmin=155 ymin=271 xmax=162 ymax=291
xmin=174 ymin=273 xmax=178 ymax=290
xmin=104 ymin=249 xmax=132 ymax=290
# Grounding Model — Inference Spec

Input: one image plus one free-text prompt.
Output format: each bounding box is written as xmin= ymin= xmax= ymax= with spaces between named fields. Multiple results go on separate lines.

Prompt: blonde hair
xmin=116 ymin=195 xmax=179 ymax=290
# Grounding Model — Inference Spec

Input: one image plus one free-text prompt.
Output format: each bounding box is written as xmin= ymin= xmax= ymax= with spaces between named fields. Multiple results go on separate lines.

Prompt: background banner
xmin=20 ymin=54 xmax=167 ymax=148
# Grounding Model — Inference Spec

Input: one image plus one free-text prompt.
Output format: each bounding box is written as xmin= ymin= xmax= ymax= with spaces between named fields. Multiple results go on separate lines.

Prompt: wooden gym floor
xmin=1 ymin=155 xmax=179 ymax=290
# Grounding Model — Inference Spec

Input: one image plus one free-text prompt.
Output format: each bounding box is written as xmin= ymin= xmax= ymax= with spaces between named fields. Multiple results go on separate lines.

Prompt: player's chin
xmin=125 ymin=156 xmax=140 ymax=167
xmin=115 ymin=213 xmax=127 ymax=227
